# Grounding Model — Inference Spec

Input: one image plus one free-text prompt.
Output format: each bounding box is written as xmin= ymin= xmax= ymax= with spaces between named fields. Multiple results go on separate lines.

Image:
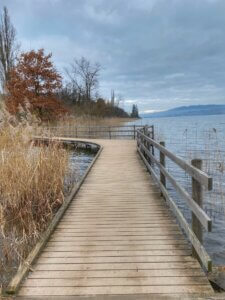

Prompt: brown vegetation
xmin=6 ymin=49 xmax=67 ymax=121
xmin=0 ymin=115 xmax=70 ymax=287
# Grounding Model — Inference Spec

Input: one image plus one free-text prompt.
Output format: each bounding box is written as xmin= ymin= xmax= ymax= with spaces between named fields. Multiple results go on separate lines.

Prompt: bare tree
xmin=65 ymin=57 xmax=101 ymax=101
xmin=116 ymin=93 xmax=124 ymax=107
xmin=111 ymin=89 xmax=115 ymax=106
xmin=0 ymin=7 xmax=19 ymax=91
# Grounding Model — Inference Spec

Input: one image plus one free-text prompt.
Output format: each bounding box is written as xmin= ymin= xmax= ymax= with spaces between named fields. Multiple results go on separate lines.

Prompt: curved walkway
xmin=18 ymin=139 xmax=213 ymax=298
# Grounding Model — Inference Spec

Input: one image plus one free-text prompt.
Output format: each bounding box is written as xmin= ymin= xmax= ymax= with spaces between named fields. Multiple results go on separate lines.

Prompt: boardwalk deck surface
xmin=18 ymin=139 xmax=213 ymax=298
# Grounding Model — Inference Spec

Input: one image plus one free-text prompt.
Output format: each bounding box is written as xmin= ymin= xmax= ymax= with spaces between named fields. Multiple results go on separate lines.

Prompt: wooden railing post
xmin=109 ymin=127 xmax=111 ymax=139
xmin=151 ymin=125 xmax=155 ymax=157
xmin=143 ymin=126 xmax=148 ymax=160
xmin=138 ymin=130 xmax=142 ymax=148
xmin=146 ymin=128 xmax=152 ymax=165
xmin=191 ymin=159 xmax=203 ymax=259
xmin=160 ymin=141 xmax=166 ymax=191
xmin=133 ymin=125 xmax=136 ymax=140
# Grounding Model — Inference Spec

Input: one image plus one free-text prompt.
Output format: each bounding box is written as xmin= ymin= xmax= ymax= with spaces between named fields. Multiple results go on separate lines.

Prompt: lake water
xmin=64 ymin=148 xmax=95 ymax=195
xmin=129 ymin=114 xmax=225 ymax=266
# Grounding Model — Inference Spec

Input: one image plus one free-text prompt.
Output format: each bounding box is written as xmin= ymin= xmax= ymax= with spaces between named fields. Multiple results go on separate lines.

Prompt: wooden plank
xmin=51 ymin=233 xmax=182 ymax=238
xmin=55 ymin=226 xmax=178 ymax=230
xmin=53 ymin=228 xmax=181 ymax=234
xmin=49 ymin=235 xmax=185 ymax=241
xmin=33 ymin=261 xmax=202 ymax=271
xmin=56 ymin=224 xmax=177 ymax=228
xmin=19 ymin=285 xmax=213 ymax=296
xmin=22 ymin=277 xmax=210 ymax=287
xmin=61 ymin=217 xmax=173 ymax=221
xmin=28 ymin=269 xmax=205 ymax=279
xmin=58 ymin=220 xmax=177 ymax=225
xmin=36 ymin=256 xmax=196 ymax=264
xmin=44 ymin=244 xmax=190 ymax=251
xmin=56 ymin=223 xmax=178 ymax=228
xmin=40 ymin=250 xmax=191 ymax=257
xmin=62 ymin=214 xmax=173 ymax=219
xmin=47 ymin=239 xmax=188 ymax=246
xmin=64 ymin=204 xmax=170 ymax=210
xmin=69 ymin=205 xmax=167 ymax=209
xmin=62 ymin=213 xmax=172 ymax=217
xmin=57 ymin=223 xmax=177 ymax=227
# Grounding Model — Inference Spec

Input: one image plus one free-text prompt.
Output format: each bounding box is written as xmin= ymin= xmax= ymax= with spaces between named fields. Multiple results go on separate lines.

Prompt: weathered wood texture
xmin=18 ymin=139 xmax=213 ymax=297
xmin=192 ymin=159 xmax=203 ymax=261
xmin=137 ymin=130 xmax=213 ymax=190
xmin=137 ymin=128 xmax=212 ymax=272
xmin=138 ymin=142 xmax=211 ymax=231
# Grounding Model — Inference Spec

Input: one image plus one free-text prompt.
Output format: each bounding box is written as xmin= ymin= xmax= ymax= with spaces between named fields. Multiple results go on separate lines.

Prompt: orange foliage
xmin=6 ymin=49 xmax=68 ymax=120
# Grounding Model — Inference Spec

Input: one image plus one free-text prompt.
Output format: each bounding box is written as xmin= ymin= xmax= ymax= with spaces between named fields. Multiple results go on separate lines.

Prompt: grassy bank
xmin=0 ymin=122 xmax=70 ymax=289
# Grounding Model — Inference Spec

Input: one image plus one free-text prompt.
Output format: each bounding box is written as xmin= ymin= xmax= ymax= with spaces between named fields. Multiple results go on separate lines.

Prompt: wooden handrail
xmin=137 ymin=130 xmax=212 ymax=190
xmin=136 ymin=126 xmax=213 ymax=272
xmin=139 ymin=142 xmax=211 ymax=231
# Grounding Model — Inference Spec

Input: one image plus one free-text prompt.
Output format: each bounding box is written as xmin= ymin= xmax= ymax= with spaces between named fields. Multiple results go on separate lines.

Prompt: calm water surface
xmin=64 ymin=148 xmax=95 ymax=195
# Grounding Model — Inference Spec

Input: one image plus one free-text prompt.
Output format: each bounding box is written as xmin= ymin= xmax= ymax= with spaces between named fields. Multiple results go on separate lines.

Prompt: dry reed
xmin=55 ymin=115 xmax=134 ymax=127
xmin=0 ymin=114 xmax=69 ymax=288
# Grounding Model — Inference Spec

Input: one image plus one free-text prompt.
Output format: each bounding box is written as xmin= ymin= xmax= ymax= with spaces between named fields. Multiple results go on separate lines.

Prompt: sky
xmin=1 ymin=0 xmax=225 ymax=113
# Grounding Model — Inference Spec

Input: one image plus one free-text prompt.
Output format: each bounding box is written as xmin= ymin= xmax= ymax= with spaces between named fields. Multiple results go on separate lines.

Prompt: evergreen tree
xmin=131 ymin=104 xmax=139 ymax=118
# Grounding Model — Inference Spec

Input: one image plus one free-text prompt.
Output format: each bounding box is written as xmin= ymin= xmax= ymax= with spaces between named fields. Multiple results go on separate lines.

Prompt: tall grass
xmin=56 ymin=115 xmax=134 ymax=127
xmin=0 ymin=117 xmax=69 ymax=287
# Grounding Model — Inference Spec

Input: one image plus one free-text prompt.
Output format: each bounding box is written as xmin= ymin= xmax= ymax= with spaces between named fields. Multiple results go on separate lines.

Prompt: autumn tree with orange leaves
xmin=6 ymin=49 xmax=67 ymax=121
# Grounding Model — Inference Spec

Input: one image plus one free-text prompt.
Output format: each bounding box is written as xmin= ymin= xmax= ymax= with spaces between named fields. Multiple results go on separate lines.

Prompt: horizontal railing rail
xmin=136 ymin=126 xmax=213 ymax=272
xmin=35 ymin=125 xmax=146 ymax=140
xmin=137 ymin=130 xmax=212 ymax=190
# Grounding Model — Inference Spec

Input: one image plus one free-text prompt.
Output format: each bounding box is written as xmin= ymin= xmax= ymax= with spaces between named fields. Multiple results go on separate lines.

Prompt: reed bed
xmin=0 ymin=121 xmax=70 ymax=288
xmin=55 ymin=115 xmax=135 ymax=127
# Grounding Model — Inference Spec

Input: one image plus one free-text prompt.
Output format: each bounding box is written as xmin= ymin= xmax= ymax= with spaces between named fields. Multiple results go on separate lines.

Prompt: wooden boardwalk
xmin=18 ymin=139 xmax=213 ymax=298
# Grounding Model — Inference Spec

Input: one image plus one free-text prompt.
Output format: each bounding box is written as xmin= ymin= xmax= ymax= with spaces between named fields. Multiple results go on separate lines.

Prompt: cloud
xmin=1 ymin=0 xmax=225 ymax=111
xmin=142 ymin=109 xmax=162 ymax=114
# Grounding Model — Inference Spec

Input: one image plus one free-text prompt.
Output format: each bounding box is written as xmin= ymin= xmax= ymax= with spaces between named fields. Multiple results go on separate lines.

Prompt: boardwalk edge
xmin=4 ymin=138 xmax=103 ymax=296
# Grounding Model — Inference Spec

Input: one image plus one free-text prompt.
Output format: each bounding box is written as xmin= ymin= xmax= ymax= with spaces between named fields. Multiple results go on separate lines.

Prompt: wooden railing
xmin=137 ymin=126 xmax=213 ymax=272
xmin=36 ymin=125 xmax=145 ymax=140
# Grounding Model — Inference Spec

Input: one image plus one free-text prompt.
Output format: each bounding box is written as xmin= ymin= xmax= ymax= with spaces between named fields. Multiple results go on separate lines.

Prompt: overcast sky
xmin=1 ymin=0 xmax=225 ymax=113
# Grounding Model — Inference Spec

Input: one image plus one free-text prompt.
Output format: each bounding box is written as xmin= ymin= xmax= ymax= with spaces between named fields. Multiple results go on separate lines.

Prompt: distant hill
xmin=141 ymin=104 xmax=225 ymax=118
